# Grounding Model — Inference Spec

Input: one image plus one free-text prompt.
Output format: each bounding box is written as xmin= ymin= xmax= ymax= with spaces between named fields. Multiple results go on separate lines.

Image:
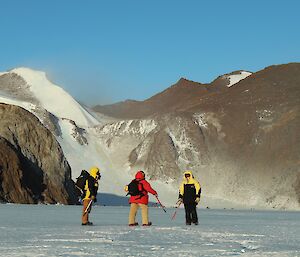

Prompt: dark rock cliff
xmin=0 ymin=103 xmax=77 ymax=204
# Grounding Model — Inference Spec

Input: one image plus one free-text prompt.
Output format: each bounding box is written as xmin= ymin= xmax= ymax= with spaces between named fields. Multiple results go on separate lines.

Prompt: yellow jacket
xmin=83 ymin=167 xmax=100 ymax=200
xmin=179 ymin=170 xmax=201 ymax=203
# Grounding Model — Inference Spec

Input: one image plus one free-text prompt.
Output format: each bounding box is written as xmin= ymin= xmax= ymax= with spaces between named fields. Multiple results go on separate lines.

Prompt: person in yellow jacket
xmin=177 ymin=170 xmax=201 ymax=225
xmin=81 ymin=167 xmax=101 ymax=225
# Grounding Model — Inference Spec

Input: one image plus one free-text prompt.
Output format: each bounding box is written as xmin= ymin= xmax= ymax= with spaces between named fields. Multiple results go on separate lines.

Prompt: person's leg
xmin=128 ymin=203 xmax=139 ymax=225
xmin=82 ymin=198 xmax=92 ymax=224
xmin=139 ymin=204 xmax=149 ymax=225
xmin=184 ymin=204 xmax=192 ymax=225
xmin=191 ymin=203 xmax=198 ymax=224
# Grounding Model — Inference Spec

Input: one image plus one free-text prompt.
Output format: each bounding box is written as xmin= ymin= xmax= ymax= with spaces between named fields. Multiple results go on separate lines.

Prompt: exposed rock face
xmin=0 ymin=103 xmax=77 ymax=204
xmin=94 ymin=63 xmax=300 ymax=209
xmin=0 ymin=72 xmax=37 ymax=103
xmin=61 ymin=118 xmax=88 ymax=145
xmin=31 ymin=106 xmax=62 ymax=137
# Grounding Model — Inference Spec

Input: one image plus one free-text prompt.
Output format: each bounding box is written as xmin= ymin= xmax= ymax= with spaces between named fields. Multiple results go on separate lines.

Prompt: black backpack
xmin=75 ymin=170 xmax=90 ymax=197
xmin=127 ymin=179 xmax=144 ymax=197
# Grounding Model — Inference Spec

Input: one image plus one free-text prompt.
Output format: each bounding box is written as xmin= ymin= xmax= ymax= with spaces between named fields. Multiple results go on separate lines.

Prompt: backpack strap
xmin=135 ymin=180 xmax=145 ymax=199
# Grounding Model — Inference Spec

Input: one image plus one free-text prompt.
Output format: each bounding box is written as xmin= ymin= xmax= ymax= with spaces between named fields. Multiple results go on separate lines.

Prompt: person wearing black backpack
xmin=124 ymin=170 xmax=157 ymax=226
xmin=81 ymin=166 xmax=101 ymax=225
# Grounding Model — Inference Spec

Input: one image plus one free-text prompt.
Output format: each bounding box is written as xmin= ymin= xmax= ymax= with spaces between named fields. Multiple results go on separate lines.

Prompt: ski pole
xmin=155 ymin=195 xmax=167 ymax=213
xmin=171 ymin=201 xmax=182 ymax=220
xmin=84 ymin=199 xmax=93 ymax=214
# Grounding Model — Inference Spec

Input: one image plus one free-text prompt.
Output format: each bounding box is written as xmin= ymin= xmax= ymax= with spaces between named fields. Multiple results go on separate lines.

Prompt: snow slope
xmin=10 ymin=68 xmax=99 ymax=127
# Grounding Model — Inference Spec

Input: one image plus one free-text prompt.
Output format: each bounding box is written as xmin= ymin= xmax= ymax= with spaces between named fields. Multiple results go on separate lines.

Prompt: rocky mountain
xmin=93 ymin=63 xmax=300 ymax=209
xmin=93 ymin=78 xmax=210 ymax=119
xmin=0 ymin=64 xmax=299 ymax=209
xmin=93 ymin=71 xmax=252 ymax=119
xmin=0 ymin=103 xmax=77 ymax=204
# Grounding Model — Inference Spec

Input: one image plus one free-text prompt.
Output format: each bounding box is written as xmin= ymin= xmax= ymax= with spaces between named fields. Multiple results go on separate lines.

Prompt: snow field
xmin=0 ymin=205 xmax=299 ymax=257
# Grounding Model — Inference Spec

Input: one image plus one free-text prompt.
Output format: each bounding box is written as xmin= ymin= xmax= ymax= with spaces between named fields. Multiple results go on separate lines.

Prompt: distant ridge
xmin=93 ymin=71 xmax=252 ymax=119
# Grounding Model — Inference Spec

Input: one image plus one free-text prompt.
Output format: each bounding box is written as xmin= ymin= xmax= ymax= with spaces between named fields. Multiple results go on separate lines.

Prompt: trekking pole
xmin=84 ymin=199 xmax=93 ymax=214
xmin=171 ymin=201 xmax=182 ymax=220
xmin=155 ymin=195 xmax=167 ymax=213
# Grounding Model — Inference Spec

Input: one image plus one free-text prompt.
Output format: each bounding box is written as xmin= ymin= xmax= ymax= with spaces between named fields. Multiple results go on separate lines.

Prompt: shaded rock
xmin=0 ymin=103 xmax=77 ymax=204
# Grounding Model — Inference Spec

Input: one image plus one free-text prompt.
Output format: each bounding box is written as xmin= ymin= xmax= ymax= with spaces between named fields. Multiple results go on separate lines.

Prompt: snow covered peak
xmin=11 ymin=67 xmax=48 ymax=85
xmin=9 ymin=67 xmax=98 ymax=127
xmin=226 ymin=71 xmax=252 ymax=87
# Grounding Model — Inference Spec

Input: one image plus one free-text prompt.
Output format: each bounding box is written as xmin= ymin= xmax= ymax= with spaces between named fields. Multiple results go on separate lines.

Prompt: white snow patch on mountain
xmin=193 ymin=113 xmax=208 ymax=128
xmin=167 ymin=129 xmax=190 ymax=151
xmin=227 ymin=71 xmax=252 ymax=87
xmin=56 ymin=119 xmax=133 ymax=195
xmin=0 ymin=95 xmax=36 ymax=112
xmin=10 ymin=67 xmax=99 ymax=127
xmin=99 ymin=119 xmax=157 ymax=136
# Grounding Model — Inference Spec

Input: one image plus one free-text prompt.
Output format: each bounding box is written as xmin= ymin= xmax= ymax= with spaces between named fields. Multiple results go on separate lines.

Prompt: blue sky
xmin=0 ymin=0 xmax=299 ymax=105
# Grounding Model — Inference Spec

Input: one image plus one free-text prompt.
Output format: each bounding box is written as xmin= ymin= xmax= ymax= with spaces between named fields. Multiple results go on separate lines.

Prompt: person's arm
xmin=178 ymin=182 xmax=184 ymax=199
xmin=142 ymin=180 xmax=157 ymax=195
xmin=195 ymin=181 xmax=201 ymax=197
xmin=195 ymin=181 xmax=201 ymax=204
xmin=176 ymin=182 xmax=184 ymax=204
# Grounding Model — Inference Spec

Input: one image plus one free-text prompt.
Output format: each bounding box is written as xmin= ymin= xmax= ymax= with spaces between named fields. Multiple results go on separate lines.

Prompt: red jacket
xmin=129 ymin=171 xmax=157 ymax=205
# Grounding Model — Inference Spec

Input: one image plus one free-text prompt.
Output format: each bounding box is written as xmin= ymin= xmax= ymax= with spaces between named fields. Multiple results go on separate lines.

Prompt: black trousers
xmin=184 ymin=203 xmax=198 ymax=224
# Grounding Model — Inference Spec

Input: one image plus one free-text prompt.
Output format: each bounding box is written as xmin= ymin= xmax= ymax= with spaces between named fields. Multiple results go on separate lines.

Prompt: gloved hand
xmin=195 ymin=197 xmax=200 ymax=204
xmin=93 ymin=197 xmax=97 ymax=203
xmin=176 ymin=198 xmax=183 ymax=205
xmin=124 ymin=185 xmax=129 ymax=192
xmin=91 ymin=195 xmax=96 ymax=201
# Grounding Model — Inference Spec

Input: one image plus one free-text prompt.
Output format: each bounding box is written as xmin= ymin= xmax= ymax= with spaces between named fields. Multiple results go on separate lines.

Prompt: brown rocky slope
xmin=0 ymin=103 xmax=77 ymax=204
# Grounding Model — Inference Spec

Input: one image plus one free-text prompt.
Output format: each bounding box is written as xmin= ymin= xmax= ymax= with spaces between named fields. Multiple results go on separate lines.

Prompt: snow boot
xmin=142 ymin=222 xmax=152 ymax=226
xmin=81 ymin=221 xmax=93 ymax=226
xmin=129 ymin=222 xmax=139 ymax=226
xmin=186 ymin=222 xmax=191 ymax=225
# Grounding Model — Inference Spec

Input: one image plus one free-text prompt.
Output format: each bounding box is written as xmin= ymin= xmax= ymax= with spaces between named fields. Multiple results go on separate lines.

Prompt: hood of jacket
xmin=89 ymin=166 xmax=100 ymax=179
xmin=135 ymin=170 xmax=145 ymax=181
xmin=183 ymin=170 xmax=196 ymax=183
xmin=183 ymin=170 xmax=193 ymax=178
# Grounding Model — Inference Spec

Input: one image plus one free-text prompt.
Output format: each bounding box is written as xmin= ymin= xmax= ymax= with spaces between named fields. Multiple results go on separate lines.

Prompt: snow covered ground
xmin=0 ymin=205 xmax=299 ymax=257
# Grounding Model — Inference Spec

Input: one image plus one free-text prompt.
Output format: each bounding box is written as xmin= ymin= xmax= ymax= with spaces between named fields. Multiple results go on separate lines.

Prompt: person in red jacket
xmin=124 ymin=170 xmax=157 ymax=226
